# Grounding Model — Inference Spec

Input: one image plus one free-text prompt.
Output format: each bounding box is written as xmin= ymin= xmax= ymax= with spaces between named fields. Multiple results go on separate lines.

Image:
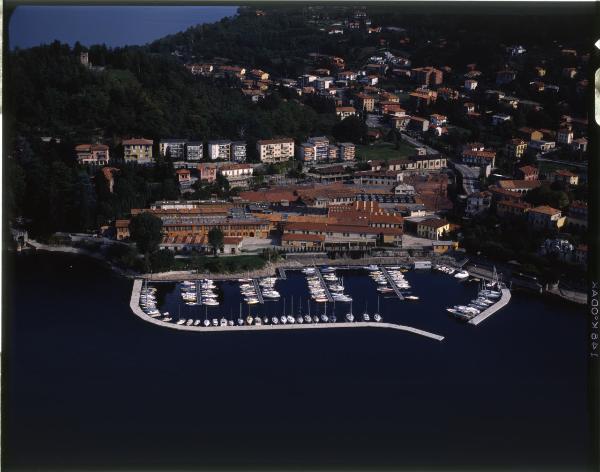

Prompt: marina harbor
xmin=130 ymin=263 xmax=514 ymax=338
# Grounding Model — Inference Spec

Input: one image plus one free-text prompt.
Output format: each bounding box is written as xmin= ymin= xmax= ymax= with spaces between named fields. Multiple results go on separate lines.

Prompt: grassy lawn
xmin=172 ymin=254 xmax=267 ymax=273
xmin=356 ymin=141 xmax=416 ymax=162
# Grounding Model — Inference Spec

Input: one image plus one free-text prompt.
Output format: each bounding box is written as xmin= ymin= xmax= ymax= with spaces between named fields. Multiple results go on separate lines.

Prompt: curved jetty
xmin=130 ymin=280 xmax=444 ymax=341
xmin=468 ymin=288 xmax=512 ymax=326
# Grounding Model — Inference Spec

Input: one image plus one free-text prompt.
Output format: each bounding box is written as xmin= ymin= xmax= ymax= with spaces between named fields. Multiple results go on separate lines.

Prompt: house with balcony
xmin=123 ymin=138 xmax=153 ymax=164
xmin=257 ymin=138 xmax=295 ymax=163
xmin=75 ymin=143 xmax=110 ymax=165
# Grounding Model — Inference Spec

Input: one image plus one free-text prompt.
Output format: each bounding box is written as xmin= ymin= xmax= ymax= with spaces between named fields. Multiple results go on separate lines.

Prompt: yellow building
xmin=416 ymin=218 xmax=450 ymax=240
xmin=123 ymin=138 xmax=153 ymax=164
xmin=256 ymin=138 xmax=295 ymax=163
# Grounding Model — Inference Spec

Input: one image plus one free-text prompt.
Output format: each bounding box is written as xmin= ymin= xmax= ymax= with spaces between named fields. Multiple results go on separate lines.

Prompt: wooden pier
xmin=252 ymin=278 xmax=265 ymax=304
xmin=315 ymin=269 xmax=334 ymax=302
xmin=379 ymin=266 xmax=405 ymax=300
xmin=130 ymin=280 xmax=444 ymax=341
xmin=468 ymin=288 xmax=512 ymax=326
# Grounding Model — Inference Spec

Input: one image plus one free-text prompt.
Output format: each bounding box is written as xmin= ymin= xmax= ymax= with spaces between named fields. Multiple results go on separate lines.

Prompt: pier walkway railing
xmin=130 ymin=280 xmax=444 ymax=341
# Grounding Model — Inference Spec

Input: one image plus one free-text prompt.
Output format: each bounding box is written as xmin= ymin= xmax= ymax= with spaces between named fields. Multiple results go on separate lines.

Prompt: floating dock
xmin=380 ymin=266 xmax=405 ymax=300
xmin=315 ymin=269 xmax=334 ymax=302
xmin=277 ymin=267 xmax=287 ymax=280
xmin=130 ymin=280 xmax=444 ymax=341
xmin=468 ymin=288 xmax=511 ymax=326
xmin=252 ymin=278 xmax=265 ymax=304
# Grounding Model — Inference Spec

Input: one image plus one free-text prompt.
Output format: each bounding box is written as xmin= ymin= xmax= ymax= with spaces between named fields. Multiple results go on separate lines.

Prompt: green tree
xmin=149 ymin=249 xmax=175 ymax=272
xmin=208 ymin=226 xmax=224 ymax=256
xmin=129 ymin=212 xmax=163 ymax=254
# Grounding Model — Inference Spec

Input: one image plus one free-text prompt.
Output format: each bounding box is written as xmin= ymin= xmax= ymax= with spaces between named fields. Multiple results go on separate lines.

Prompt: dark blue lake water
xmin=4 ymin=253 xmax=592 ymax=470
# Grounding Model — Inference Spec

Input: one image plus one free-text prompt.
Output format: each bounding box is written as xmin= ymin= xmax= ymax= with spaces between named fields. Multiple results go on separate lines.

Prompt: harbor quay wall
xmin=131 ymin=280 xmax=445 ymax=341
xmin=468 ymin=288 xmax=512 ymax=326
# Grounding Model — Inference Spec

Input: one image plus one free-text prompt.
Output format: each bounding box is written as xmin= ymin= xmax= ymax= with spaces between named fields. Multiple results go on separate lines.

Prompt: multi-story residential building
xmin=429 ymin=114 xmax=447 ymax=127
xmin=410 ymin=90 xmax=437 ymax=108
xmin=516 ymin=165 xmax=539 ymax=181
xmin=176 ymin=168 xmax=192 ymax=186
xmin=328 ymin=145 xmax=340 ymax=161
xmin=529 ymin=140 xmax=556 ymax=152
xmin=411 ymin=67 xmax=443 ymax=85
xmin=462 ymin=149 xmax=496 ymax=168
xmin=336 ymin=106 xmax=357 ymax=119
xmin=497 ymin=179 xmax=541 ymax=195
xmin=257 ymin=138 xmax=295 ymax=163
xmin=339 ymin=142 xmax=356 ymax=161
xmin=527 ymin=205 xmax=566 ymax=230
xmin=505 ymin=138 xmax=528 ymax=160
xmin=186 ymin=141 xmax=203 ymax=161
xmin=496 ymin=200 xmax=531 ymax=219
xmin=219 ymin=163 xmax=254 ymax=189
xmin=557 ymin=128 xmax=574 ymax=145
xmin=550 ymin=169 xmax=579 ymax=186
xmin=208 ymin=140 xmax=232 ymax=160
xmin=407 ymin=116 xmax=430 ymax=134
xmin=314 ymin=77 xmax=334 ymax=90
xmin=230 ymin=141 xmax=247 ymax=162
xmin=123 ymin=138 xmax=153 ymax=164
xmin=198 ymin=163 xmax=217 ymax=183
xmin=159 ymin=139 xmax=187 ymax=160
xmin=308 ymin=136 xmax=330 ymax=161
xmin=355 ymin=93 xmax=375 ymax=112
xmin=353 ymin=170 xmax=403 ymax=186
xmin=465 ymin=191 xmax=492 ymax=216
xmin=416 ymin=218 xmax=450 ymax=240
xmin=298 ymin=143 xmax=316 ymax=162
xmin=371 ymin=155 xmax=447 ymax=172
xmin=75 ymin=143 xmax=110 ymax=165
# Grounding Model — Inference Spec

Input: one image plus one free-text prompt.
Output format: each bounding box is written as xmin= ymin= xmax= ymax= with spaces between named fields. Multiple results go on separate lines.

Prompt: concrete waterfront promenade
xmin=468 ymin=288 xmax=512 ymax=326
xmin=130 ymin=280 xmax=444 ymax=341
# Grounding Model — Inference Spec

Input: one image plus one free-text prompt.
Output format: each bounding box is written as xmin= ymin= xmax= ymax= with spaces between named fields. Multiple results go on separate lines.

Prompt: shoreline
xmin=20 ymin=243 xmax=586 ymax=305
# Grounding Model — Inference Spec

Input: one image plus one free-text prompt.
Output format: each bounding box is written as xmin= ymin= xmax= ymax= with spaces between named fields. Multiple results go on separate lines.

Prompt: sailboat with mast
xmin=362 ymin=301 xmax=370 ymax=321
xmin=373 ymin=297 xmax=382 ymax=322
xmin=345 ymin=300 xmax=354 ymax=322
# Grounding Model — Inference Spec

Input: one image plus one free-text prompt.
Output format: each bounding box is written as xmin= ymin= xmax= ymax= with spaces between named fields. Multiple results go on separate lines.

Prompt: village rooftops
xmin=257 ymin=138 xmax=294 ymax=145
xmin=497 ymin=179 xmax=542 ymax=191
xmin=529 ymin=205 xmax=561 ymax=216
xmin=123 ymin=138 xmax=153 ymax=145
xmin=417 ymin=218 xmax=448 ymax=228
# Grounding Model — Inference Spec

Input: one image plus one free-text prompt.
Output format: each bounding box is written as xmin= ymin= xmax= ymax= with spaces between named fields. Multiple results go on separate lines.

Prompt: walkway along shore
xmin=130 ymin=280 xmax=445 ymax=341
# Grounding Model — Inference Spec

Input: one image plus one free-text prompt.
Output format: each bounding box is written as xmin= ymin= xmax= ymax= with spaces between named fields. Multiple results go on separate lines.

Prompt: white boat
xmin=212 ymin=318 xmax=219 ymax=326
xmin=203 ymin=299 xmax=219 ymax=306
xmin=163 ymin=317 xmax=172 ymax=322
xmin=362 ymin=312 xmax=370 ymax=321
xmin=280 ymin=316 xmax=287 ymax=324
xmin=373 ymin=313 xmax=382 ymax=322
xmin=287 ymin=315 xmax=295 ymax=324
xmin=246 ymin=316 xmax=254 ymax=325
xmin=345 ymin=313 xmax=354 ymax=322
xmin=366 ymin=265 xmax=379 ymax=271
xmin=228 ymin=320 xmax=235 ymax=326
xmin=321 ymin=314 xmax=328 ymax=322
xmin=203 ymin=319 xmax=210 ymax=327
xmin=312 ymin=316 xmax=319 ymax=323
xmin=272 ymin=317 xmax=279 ymax=325
xmin=237 ymin=318 xmax=244 ymax=326
xmin=454 ymin=270 xmax=469 ymax=279
xmin=405 ymin=295 xmax=419 ymax=301
xmin=304 ymin=315 xmax=311 ymax=323
xmin=176 ymin=319 xmax=186 ymax=325
xmin=254 ymin=317 xmax=262 ymax=325
xmin=193 ymin=320 xmax=201 ymax=326
xmin=262 ymin=317 xmax=269 ymax=324
xmin=296 ymin=316 xmax=303 ymax=324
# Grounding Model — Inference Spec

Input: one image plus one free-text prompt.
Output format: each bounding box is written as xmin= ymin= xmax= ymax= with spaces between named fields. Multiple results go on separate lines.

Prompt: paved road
xmin=399 ymin=133 xmax=438 ymax=155
xmin=453 ymin=162 xmax=481 ymax=195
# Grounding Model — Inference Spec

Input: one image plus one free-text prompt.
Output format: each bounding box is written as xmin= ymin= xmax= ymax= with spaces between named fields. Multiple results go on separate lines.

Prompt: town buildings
xmin=257 ymin=138 xmax=295 ymax=163
xmin=75 ymin=144 xmax=110 ymax=165
xmin=123 ymin=138 xmax=153 ymax=164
